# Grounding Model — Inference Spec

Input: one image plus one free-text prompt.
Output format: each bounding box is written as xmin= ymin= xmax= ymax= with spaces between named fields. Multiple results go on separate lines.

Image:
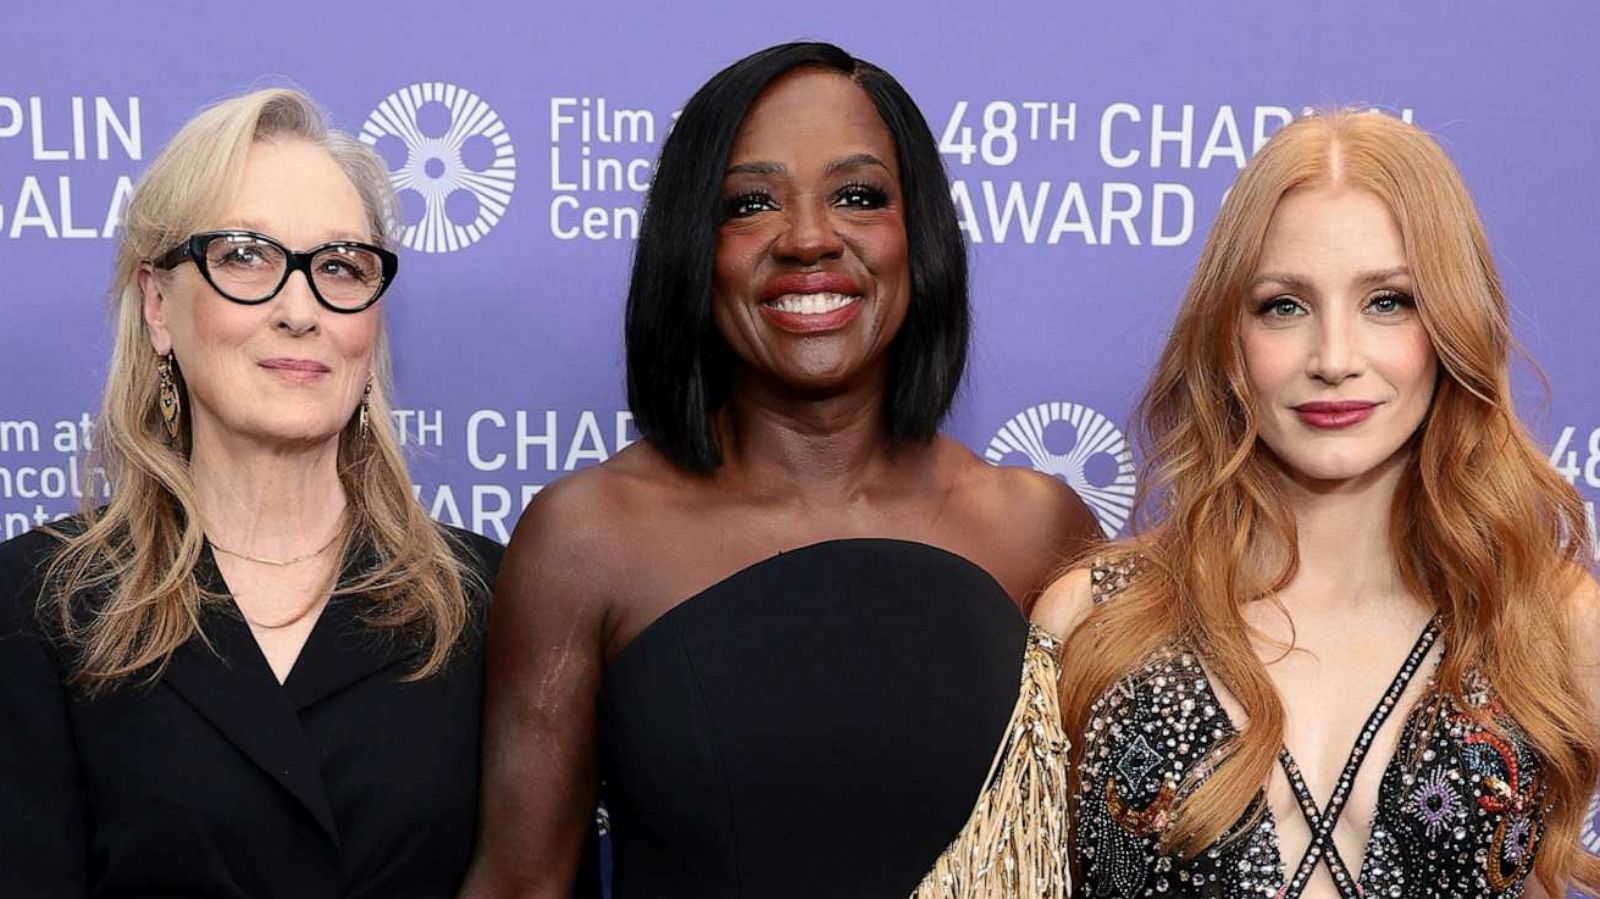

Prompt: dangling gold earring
xmin=158 ymin=352 xmax=181 ymax=443
xmin=358 ymin=377 xmax=372 ymax=441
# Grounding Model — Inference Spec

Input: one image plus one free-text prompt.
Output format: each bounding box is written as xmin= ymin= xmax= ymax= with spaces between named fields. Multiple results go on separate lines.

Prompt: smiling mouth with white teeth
xmin=763 ymin=292 xmax=862 ymax=314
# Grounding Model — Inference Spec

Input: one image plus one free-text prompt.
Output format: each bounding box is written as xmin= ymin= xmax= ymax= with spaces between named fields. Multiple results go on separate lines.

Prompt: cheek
xmin=186 ymin=295 xmax=260 ymax=348
xmin=713 ymin=228 xmax=767 ymax=295
xmin=171 ymin=295 xmax=261 ymax=383
xmin=329 ymin=314 xmax=380 ymax=362
xmin=1239 ymin=326 xmax=1301 ymax=401
xmin=860 ymin=220 xmax=908 ymax=289
xmin=710 ymin=231 xmax=767 ymax=348
xmin=1378 ymin=325 xmax=1439 ymax=401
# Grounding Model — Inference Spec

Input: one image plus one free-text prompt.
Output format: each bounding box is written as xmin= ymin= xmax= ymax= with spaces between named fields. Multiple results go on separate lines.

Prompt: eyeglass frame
xmin=151 ymin=229 xmax=399 ymax=313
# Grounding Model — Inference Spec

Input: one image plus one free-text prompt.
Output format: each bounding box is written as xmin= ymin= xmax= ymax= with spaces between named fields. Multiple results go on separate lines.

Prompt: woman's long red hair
xmin=1059 ymin=109 xmax=1599 ymax=894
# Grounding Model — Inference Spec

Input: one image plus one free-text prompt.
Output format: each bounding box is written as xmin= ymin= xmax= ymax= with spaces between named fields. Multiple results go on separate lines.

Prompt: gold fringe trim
xmin=909 ymin=626 xmax=1072 ymax=899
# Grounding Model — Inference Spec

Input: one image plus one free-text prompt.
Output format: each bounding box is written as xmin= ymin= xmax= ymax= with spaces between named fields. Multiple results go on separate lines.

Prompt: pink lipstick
xmin=258 ymin=357 xmax=332 ymax=385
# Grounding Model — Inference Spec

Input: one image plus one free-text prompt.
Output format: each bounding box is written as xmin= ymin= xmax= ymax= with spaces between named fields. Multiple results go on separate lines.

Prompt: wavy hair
xmin=43 ymin=88 xmax=478 ymax=693
xmin=1058 ymin=109 xmax=1599 ymax=894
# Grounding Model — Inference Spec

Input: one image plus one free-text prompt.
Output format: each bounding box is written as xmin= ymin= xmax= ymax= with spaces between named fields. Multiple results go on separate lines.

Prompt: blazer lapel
xmin=283 ymin=542 xmax=420 ymax=712
xmin=160 ymin=548 xmax=341 ymax=846
xmin=283 ymin=593 xmax=416 ymax=712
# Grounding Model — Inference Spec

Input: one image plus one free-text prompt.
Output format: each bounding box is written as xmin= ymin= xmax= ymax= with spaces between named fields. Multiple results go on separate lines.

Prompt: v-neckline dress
xmin=1073 ymin=557 xmax=1546 ymax=899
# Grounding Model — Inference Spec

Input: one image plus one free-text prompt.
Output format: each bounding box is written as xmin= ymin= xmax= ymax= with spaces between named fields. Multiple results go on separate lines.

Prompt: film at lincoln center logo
xmin=360 ymin=83 xmax=516 ymax=253
xmin=985 ymin=402 xmax=1136 ymax=538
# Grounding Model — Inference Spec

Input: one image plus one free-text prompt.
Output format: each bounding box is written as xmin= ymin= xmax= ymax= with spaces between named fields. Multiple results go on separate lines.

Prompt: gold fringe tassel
xmin=910 ymin=626 xmax=1072 ymax=899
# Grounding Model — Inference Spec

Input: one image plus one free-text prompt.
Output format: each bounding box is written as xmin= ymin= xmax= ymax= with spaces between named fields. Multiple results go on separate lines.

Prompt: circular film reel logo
xmin=985 ymin=401 xmax=1136 ymax=538
xmin=360 ymin=83 xmax=516 ymax=253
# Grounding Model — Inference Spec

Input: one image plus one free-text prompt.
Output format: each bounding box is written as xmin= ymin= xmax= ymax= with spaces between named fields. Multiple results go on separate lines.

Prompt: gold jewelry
xmin=240 ymin=593 xmax=330 ymax=631
xmin=158 ymin=352 xmax=181 ymax=442
xmin=358 ymin=377 xmax=372 ymax=441
xmin=209 ymin=527 xmax=343 ymax=568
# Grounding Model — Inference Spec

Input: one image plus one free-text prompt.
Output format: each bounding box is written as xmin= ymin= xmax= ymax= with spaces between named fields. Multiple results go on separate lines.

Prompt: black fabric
xmin=1075 ymin=624 xmax=1548 ymax=899
xmin=0 ymin=521 xmax=503 ymax=899
xmin=596 ymin=538 xmax=1027 ymax=899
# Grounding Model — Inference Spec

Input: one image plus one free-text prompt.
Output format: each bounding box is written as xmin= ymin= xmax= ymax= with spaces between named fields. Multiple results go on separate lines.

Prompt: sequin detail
xmin=1074 ymin=557 xmax=1549 ymax=899
xmin=911 ymin=625 xmax=1072 ymax=898
xmin=1402 ymin=768 xmax=1463 ymax=839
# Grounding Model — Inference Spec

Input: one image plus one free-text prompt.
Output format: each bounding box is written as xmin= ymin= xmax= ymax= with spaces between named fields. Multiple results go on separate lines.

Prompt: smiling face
xmin=141 ymin=138 xmax=381 ymax=452
xmin=1240 ymin=184 xmax=1438 ymax=485
xmin=712 ymin=68 xmax=910 ymax=394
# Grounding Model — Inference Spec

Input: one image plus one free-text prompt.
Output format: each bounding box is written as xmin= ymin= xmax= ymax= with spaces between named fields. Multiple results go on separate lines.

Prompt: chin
xmin=772 ymin=359 xmax=864 ymax=391
xmin=1290 ymin=462 xmax=1376 ymax=484
xmin=248 ymin=417 xmax=348 ymax=448
xmin=1267 ymin=444 xmax=1409 ymax=486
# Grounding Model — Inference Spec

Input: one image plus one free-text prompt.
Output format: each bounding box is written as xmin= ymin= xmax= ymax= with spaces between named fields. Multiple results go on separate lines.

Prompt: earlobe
xmin=138 ymin=264 xmax=174 ymax=356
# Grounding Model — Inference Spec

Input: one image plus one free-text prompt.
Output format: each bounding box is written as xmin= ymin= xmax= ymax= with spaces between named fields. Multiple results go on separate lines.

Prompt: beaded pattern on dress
xmin=1072 ymin=556 xmax=1548 ymax=899
xmin=910 ymin=625 xmax=1072 ymax=899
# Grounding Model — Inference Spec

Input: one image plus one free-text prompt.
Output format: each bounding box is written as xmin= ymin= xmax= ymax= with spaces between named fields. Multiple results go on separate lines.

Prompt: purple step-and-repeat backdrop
xmin=2 ymin=0 xmax=1598 ymax=864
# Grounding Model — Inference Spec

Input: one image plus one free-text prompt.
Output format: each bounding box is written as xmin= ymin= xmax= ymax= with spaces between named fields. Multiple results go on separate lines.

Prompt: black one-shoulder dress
xmin=596 ymin=538 xmax=1030 ymax=899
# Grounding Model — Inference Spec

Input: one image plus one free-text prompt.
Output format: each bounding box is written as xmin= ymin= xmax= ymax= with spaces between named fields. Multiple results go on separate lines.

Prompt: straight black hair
xmin=624 ymin=41 xmax=970 ymax=473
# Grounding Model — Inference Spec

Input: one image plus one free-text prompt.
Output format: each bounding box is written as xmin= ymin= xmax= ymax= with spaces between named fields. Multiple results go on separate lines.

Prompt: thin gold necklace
xmin=242 ymin=592 xmax=331 ymax=630
xmin=209 ymin=527 xmax=344 ymax=567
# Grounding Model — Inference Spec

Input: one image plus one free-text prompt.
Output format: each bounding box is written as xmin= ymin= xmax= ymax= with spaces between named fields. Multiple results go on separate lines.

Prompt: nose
xmin=271 ymin=270 xmax=321 ymax=336
xmin=772 ymin=199 xmax=844 ymax=265
xmin=1306 ymin=311 xmax=1362 ymax=385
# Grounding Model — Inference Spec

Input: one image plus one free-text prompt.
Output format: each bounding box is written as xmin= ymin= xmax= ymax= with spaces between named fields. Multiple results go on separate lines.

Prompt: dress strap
xmin=1275 ymin=617 xmax=1441 ymax=899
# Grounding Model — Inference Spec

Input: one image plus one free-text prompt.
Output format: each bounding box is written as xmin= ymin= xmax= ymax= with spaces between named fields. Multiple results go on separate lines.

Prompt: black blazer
xmin=0 ymin=522 xmax=503 ymax=899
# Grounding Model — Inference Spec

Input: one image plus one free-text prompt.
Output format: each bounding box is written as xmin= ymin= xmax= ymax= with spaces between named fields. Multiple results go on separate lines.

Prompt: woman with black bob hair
xmin=627 ymin=42 xmax=970 ymax=470
xmin=463 ymin=42 xmax=1095 ymax=898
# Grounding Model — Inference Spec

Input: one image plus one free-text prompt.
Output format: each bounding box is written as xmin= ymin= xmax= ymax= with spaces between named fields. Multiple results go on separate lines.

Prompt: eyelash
xmin=1254 ymin=296 xmax=1305 ymax=317
xmin=723 ymin=190 xmax=776 ymax=219
xmin=720 ymin=182 xmax=892 ymax=219
xmin=834 ymin=181 xmax=889 ymax=209
xmin=1365 ymin=290 xmax=1415 ymax=314
xmin=1252 ymin=290 xmax=1416 ymax=317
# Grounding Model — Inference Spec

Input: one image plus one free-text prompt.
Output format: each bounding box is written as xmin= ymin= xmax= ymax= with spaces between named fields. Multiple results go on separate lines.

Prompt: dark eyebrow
xmin=725 ymin=161 xmax=785 ymax=177
xmin=1249 ymin=266 xmax=1411 ymax=293
xmin=824 ymin=153 xmax=890 ymax=176
xmin=723 ymin=153 xmax=891 ymax=178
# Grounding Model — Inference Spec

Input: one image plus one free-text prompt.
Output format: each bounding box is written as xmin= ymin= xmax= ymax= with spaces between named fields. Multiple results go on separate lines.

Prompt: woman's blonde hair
xmin=1059 ymin=109 xmax=1600 ymax=894
xmin=44 ymin=87 xmax=478 ymax=692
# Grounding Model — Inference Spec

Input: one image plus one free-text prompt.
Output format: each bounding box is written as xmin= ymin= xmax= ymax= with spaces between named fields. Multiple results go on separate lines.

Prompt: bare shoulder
xmin=942 ymin=438 xmax=1099 ymax=555
xmin=1567 ymin=567 xmax=1600 ymax=611
xmin=1031 ymin=567 xmax=1096 ymax=641
xmin=1558 ymin=566 xmax=1600 ymax=728
xmin=1566 ymin=567 xmax=1600 ymax=661
xmin=499 ymin=443 xmax=679 ymax=607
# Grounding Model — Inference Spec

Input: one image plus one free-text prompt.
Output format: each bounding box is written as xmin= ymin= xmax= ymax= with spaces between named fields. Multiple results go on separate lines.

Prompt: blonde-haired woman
xmin=0 ymin=88 xmax=500 ymax=897
xmin=1036 ymin=110 xmax=1600 ymax=898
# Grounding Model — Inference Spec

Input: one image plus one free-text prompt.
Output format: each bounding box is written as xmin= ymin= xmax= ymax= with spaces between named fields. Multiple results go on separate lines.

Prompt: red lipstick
xmin=759 ymin=272 xmax=863 ymax=302
xmin=1293 ymin=400 xmax=1377 ymax=429
xmin=757 ymin=271 xmax=866 ymax=334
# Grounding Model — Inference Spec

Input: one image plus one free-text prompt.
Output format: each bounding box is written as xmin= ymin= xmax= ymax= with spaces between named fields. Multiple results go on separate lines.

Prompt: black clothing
xmin=1074 ymin=557 xmax=1548 ymax=899
xmin=0 ymin=521 xmax=502 ymax=899
xmin=595 ymin=538 xmax=1029 ymax=899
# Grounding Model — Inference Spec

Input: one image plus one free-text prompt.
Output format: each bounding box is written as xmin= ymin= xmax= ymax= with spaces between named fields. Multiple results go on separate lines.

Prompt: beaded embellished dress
xmin=597 ymin=538 xmax=1071 ymax=899
xmin=1073 ymin=557 xmax=1547 ymax=899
